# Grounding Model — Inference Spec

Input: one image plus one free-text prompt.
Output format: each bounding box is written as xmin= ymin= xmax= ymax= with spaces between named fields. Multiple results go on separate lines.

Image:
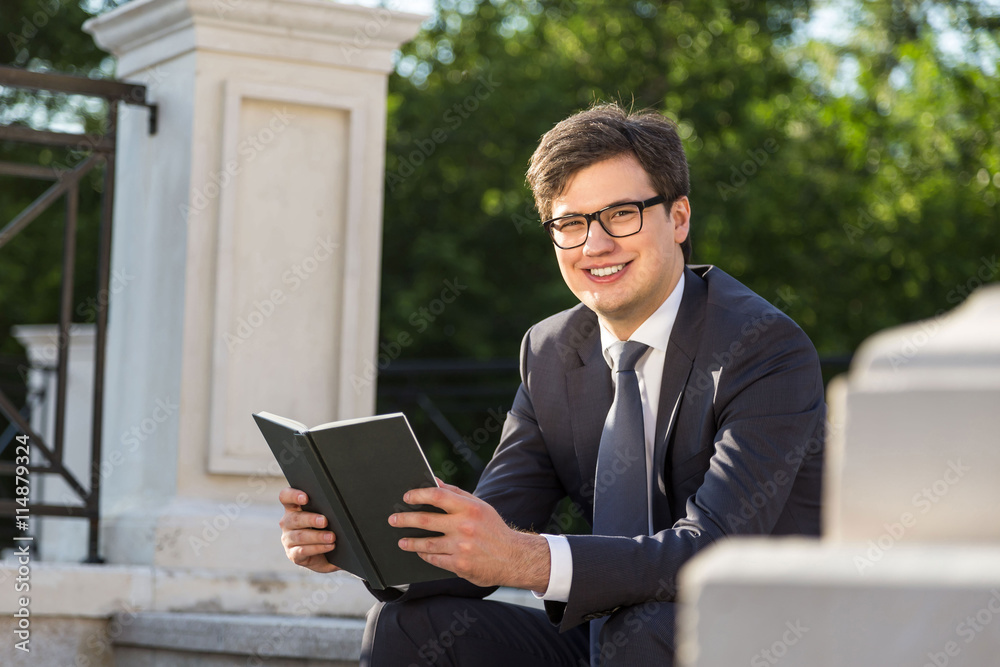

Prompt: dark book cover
xmin=253 ymin=411 xmax=453 ymax=589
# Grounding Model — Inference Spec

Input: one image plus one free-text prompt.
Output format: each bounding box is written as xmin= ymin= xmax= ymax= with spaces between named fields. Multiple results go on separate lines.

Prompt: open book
xmin=253 ymin=411 xmax=453 ymax=589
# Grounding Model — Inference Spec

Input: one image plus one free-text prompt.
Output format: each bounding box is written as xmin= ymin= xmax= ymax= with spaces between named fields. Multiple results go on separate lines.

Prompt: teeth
xmin=590 ymin=263 xmax=626 ymax=277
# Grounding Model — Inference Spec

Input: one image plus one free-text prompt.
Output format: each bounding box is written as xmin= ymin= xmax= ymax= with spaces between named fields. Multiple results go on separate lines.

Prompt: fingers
xmin=389 ymin=508 xmax=448 ymax=533
xmin=281 ymin=527 xmax=335 ymax=550
xmin=279 ymin=487 xmax=309 ymax=509
xmin=299 ymin=556 xmax=341 ymax=574
xmin=279 ymin=507 xmax=329 ymax=531
xmin=403 ymin=485 xmax=470 ymax=513
xmin=278 ymin=488 xmax=329 ymax=531
xmin=287 ymin=545 xmax=340 ymax=573
xmin=397 ymin=535 xmax=448 ymax=555
xmin=281 ymin=524 xmax=337 ymax=571
xmin=278 ymin=487 xmax=341 ymax=574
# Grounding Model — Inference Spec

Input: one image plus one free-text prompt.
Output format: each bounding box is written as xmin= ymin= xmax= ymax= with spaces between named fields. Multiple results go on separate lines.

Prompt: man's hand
xmin=278 ymin=487 xmax=340 ymax=574
xmin=389 ymin=480 xmax=551 ymax=591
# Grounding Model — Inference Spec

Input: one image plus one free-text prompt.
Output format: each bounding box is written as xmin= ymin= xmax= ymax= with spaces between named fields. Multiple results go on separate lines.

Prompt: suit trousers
xmin=360 ymin=595 xmax=675 ymax=667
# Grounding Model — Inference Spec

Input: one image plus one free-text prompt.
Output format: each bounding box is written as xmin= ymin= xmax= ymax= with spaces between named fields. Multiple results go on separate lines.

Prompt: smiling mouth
xmin=589 ymin=263 xmax=627 ymax=277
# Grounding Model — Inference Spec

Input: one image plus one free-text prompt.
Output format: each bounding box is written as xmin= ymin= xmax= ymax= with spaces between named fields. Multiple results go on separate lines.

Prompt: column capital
xmin=85 ymin=0 xmax=428 ymax=77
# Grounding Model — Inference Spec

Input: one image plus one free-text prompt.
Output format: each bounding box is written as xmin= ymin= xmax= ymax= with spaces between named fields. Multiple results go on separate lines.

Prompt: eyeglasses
xmin=542 ymin=195 xmax=667 ymax=249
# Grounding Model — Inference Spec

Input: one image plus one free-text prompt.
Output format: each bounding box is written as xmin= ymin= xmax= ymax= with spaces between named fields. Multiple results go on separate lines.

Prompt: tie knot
xmin=612 ymin=340 xmax=649 ymax=373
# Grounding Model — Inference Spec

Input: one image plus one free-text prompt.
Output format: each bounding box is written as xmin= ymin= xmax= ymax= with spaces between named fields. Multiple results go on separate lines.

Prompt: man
xmin=279 ymin=103 xmax=825 ymax=666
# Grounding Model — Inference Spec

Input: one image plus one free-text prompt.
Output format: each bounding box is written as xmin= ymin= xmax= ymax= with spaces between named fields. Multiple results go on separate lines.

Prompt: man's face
xmin=549 ymin=154 xmax=690 ymax=340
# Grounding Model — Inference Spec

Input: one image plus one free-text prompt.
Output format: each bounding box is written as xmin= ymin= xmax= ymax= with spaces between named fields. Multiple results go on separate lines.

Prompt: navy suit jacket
xmin=373 ymin=265 xmax=825 ymax=632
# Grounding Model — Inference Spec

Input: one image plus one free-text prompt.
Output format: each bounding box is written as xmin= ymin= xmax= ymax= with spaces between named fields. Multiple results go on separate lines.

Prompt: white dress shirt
xmin=534 ymin=273 xmax=685 ymax=602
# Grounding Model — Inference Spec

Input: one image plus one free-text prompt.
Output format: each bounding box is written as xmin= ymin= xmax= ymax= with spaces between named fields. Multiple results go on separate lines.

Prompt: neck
xmin=601 ymin=318 xmax=642 ymax=342
xmin=599 ymin=266 xmax=684 ymax=341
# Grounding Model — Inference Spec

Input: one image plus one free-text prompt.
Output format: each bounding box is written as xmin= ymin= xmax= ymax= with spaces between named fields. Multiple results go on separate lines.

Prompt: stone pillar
xmin=82 ymin=0 xmax=426 ymax=574
xmin=677 ymin=284 xmax=1000 ymax=666
xmin=824 ymin=284 xmax=1000 ymax=542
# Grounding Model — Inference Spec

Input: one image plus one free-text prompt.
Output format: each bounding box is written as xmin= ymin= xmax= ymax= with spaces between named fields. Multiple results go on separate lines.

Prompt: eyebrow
xmin=551 ymin=197 xmax=645 ymax=217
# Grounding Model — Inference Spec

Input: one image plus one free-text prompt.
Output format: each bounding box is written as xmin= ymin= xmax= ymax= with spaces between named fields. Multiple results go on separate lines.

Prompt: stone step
xmin=112 ymin=612 xmax=365 ymax=666
xmin=678 ymin=539 xmax=1000 ymax=666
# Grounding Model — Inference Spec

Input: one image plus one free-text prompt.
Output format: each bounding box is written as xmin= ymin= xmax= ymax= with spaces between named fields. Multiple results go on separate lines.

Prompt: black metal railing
xmin=0 ymin=65 xmax=156 ymax=563
xmin=376 ymin=355 xmax=852 ymax=491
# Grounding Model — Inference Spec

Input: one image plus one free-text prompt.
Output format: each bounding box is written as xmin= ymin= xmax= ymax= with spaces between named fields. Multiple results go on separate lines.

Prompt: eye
xmin=554 ymin=217 xmax=586 ymax=230
xmin=607 ymin=206 xmax=639 ymax=221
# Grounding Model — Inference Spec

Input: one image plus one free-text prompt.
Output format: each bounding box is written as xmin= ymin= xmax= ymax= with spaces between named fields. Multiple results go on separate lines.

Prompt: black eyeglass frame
xmin=542 ymin=195 xmax=669 ymax=249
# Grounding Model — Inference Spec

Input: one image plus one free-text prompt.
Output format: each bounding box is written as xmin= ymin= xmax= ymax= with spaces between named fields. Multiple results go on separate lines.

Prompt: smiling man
xmin=278 ymin=103 xmax=826 ymax=666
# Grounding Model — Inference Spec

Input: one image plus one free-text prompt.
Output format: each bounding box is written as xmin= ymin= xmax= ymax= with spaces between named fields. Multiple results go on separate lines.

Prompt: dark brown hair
xmin=526 ymin=103 xmax=691 ymax=262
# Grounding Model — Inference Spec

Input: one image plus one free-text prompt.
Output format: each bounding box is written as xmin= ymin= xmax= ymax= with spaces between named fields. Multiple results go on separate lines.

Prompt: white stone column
xmin=82 ymin=0 xmax=427 ymax=575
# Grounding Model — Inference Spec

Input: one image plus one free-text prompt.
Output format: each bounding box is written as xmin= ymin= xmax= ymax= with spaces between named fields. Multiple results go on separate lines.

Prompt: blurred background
xmin=1 ymin=0 xmax=998 ymax=497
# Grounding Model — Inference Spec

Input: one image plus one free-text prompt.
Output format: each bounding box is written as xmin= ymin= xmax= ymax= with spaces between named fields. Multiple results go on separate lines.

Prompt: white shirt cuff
xmin=531 ymin=534 xmax=572 ymax=602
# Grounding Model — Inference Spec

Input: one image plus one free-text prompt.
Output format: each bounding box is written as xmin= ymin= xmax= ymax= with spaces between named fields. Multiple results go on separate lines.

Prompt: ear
xmin=670 ymin=196 xmax=691 ymax=245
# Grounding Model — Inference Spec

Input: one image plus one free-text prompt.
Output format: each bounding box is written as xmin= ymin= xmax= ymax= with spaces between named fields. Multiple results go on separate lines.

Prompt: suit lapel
xmin=651 ymin=267 xmax=707 ymax=529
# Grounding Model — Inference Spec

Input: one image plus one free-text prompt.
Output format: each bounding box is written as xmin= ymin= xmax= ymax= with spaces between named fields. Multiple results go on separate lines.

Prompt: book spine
xmin=301 ymin=432 xmax=386 ymax=589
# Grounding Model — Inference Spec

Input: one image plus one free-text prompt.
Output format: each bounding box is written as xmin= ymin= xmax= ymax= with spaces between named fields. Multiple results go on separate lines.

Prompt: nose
xmin=582 ymin=219 xmax=615 ymax=256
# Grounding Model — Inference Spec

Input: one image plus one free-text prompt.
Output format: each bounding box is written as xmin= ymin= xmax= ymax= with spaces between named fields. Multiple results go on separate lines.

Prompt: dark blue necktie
xmin=593 ymin=340 xmax=650 ymax=537
xmin=590 ymin=340 xmax=649 ymax=665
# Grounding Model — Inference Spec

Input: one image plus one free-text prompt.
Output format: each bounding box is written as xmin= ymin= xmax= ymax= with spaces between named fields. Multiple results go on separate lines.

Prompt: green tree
xmin=0 ymin=0 xmax=124 ymax=357
xmin=380 ymin=0 xmax=812 ymax=362
xmin=379 ymin=0 xmax=999 ymax=363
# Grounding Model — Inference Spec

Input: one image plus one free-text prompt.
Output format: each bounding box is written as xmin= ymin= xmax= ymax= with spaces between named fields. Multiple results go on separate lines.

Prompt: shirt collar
xmin=599 ymin=272 xmax=685 ymax=369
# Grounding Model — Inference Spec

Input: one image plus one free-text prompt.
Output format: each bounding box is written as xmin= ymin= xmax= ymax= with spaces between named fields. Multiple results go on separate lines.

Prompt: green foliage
xmin=0 ymin=0 xmax=997 ymax=454
xmin=380 ymin=0 xmax=999 ymax=363
xmin=0 ymin=0 xmax=121 ymax=356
